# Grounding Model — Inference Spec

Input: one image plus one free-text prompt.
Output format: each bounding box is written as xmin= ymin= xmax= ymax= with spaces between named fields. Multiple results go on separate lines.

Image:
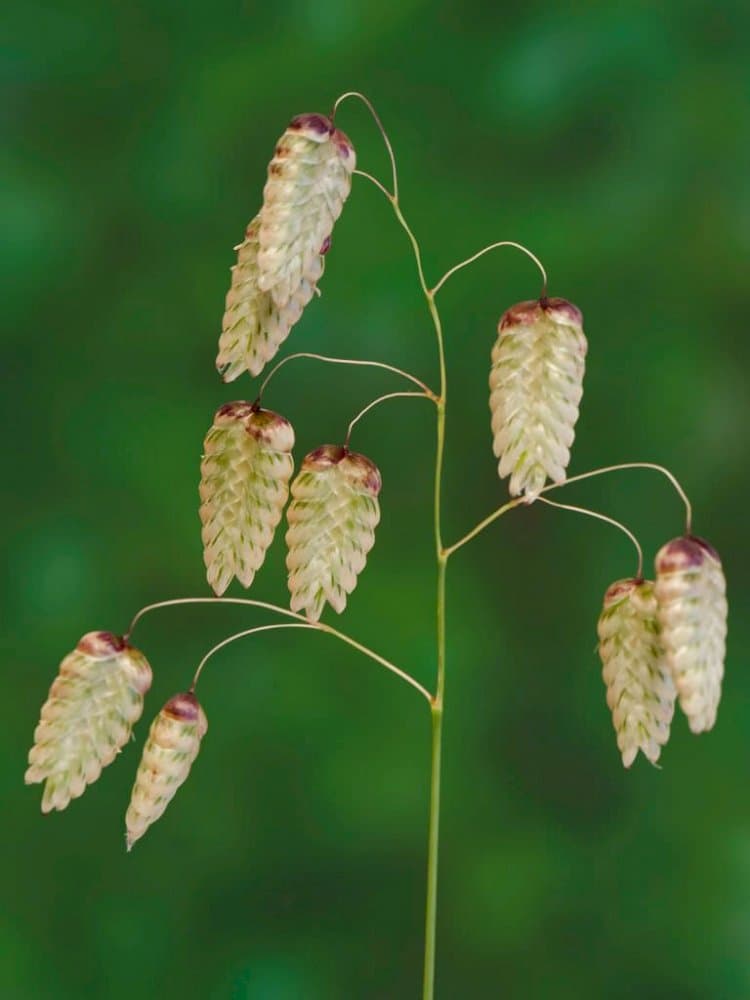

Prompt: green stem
xmin=388 ymin=193 xmax=448 ymax=1000
xmin=424 ymin=292 xmax=447 ymax=1000
xmin=424 ymin=693 xmax=443 ymax=998
xmin=424 ymin=554 xmax=447 ymax=999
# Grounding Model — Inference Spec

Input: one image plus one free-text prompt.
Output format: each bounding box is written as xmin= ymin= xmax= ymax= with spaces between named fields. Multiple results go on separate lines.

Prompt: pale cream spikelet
xmin=258 ymin=113 xmax=355 ymax=309
xmin=489 ymin=296 xmax=587 ymax=498
xmin=199 ymin=402 xmax=295 ymax=596
xmin=597 ymin=579 xmax=675 ymax=768
xmin=655 ymin=536 xmax=727 ymax=734
xmin=125 ymin=692 xmax=208 ymax=850
xmin=25 ymin=632 xmax=153 ymax=813
xmin=286 ymin=445 xmax=381 ymax=622
xmin=216 ymin=213 xmax=323 ymax=382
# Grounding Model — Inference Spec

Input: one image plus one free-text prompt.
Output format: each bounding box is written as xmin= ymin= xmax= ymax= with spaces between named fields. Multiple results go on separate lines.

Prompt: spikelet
xmin=25 ymin=632 xmax=153 ymax=812
xmin=597 ymin=579 xmax=675 ymax=767
xmin=125 ymin=692 xmax=208 ymax=850
xmin=216 ymin=213 xmax=323 ymax=381
xmin=489 ymin=297 xmax=587 ymax=498
xmin=286 ymin=445 xmax=381 ymax=621
xmin=199 ymin=402 xmax=295 ymax=596
xmin=258 ymin=113 xmax=355 ymax=309
xmin=655 ymin=536 xmax=727 ymax=733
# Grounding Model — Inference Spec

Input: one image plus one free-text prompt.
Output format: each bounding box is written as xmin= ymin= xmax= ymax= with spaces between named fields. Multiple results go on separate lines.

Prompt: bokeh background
xmin=4 ymin=1 xmax=749 ymax=997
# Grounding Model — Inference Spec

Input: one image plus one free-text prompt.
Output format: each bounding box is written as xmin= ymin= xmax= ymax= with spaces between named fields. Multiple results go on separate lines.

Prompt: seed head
xmin=489 ymin=297 xmax=587 ymax=498
xmin=25 ymin=632 xmax=153 ymax=812
xmin=597 ymin=579 xmax=675 ymax=767
xmin=655 ymin=536 xmax=727 ymax=733
xmin=200 ymin=403 xmax=295 ymax=596
xmin=216 ymin=214 xmax=320 ymax=381
xmin=286 ymin=445 xmax=381 ymax=621
xmin=125 ymin=691 xmax=208 ymax=851
xmin=257 ymin=114 xmax=355 ymax=310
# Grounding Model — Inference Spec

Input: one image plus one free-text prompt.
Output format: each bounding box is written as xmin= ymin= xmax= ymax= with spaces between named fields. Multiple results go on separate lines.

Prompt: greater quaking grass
xmin=26 ymin=92 xmax=728 ymax=1000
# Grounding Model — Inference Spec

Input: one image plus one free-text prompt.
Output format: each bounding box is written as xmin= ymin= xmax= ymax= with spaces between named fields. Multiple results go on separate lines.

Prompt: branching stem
xmin=191 ymin=623 xmax=315 ymax=689
xmin=535 ymin=496 xmax=644 ymax=579
xmin=345 ymin=391 xmax=434 ymax=447
xmin=332 ymin=92 xmax=399 ymax=200
xmin=443 ymin=497 xmax=524 ymax=558
xmin=126 ymin=597 xmax=432 ymax=703
xmin=445 ymin=461 xmax=693 ymax=558
xmin=554 ymin=462 xmax=693 ymax=534
xmin=353 ymin=168 xmax=393 ymax=201
xmin=257 ymin=350 xmax=435 ymax=400
xmin=431 ymin=241 xmax=548 ymax=299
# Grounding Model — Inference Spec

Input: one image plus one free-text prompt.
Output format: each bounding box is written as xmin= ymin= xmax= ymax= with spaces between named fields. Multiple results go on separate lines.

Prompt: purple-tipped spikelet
xmin=199 ymin=403 xmax=295 ymax=596
xmin=125 ymin=691 xmax=208 ymax=851
xmin=257 ymin=114 xmax=355 ymax=310
xmin=597 ymin=579 xmax=675 ymax=767
xmin=655 ymin=536 xmax=727 ymax=734
xmin=25 ymin=632 xmax=153 ymax=812
xmin=489 ymin=297 xmax=587 ymax=498
xmin=286 ymin=445 xmax=381 ymax=621
xmin=216 ymin=213 xmax=320 ymax=381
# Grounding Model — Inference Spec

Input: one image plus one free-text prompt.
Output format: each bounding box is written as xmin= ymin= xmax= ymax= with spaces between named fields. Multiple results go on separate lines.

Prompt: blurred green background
xmin=4 ymin=1 xmax=749 ymax=997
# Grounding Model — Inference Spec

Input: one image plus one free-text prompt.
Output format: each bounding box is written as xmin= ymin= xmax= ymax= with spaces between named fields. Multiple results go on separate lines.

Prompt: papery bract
xmin=286 ymin=445 xmax=381 ymax=621
xmin=490 ymin=297 xmax=587 ymax=498
xmin=200 ymin=403 xmax=295 ymax=596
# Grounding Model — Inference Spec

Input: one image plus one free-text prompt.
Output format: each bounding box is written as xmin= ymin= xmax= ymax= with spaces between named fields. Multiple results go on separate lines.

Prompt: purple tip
xmin=215 ymin=401 xmax=255 ymax=422
xmin=288 ymin=113 xmax=333 ymax=136
xmin=656 ymin=536 xmax=708 ymax=573
xmin=603 ymin=578 xmax=640 ymax=604
xmin=78 ymin=631 xmax=126 ymax=657
xmin=163 ymin=692 xmax=202 ymax=722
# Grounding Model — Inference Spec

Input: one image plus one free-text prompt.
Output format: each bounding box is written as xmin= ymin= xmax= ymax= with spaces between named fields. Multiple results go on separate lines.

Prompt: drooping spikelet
xmin=199 ymin=402 xmax=295 ymax=596
xmin=655 ymin=536 xmax=727 ymax=734
xmin=125 ymin=691 xmax=208 ymax=850
xmin=597 ymin=579 xmax=675 ymax=767
xmin=489 ymin=297 xmax=587 ymax=498
xmin=25 ymin=632 xmax=153 ymax=812
xmin=216 ymin=213 xmax=323 ymax=382
xmin=258 ymin=113 xmax=355 ymax=310
xmin=286 ymin=445 xmax=381 ymax=621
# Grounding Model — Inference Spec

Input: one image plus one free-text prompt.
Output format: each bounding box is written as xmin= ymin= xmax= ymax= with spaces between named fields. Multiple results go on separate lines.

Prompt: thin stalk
xmin=126 ymin=596 xmax=432 ymax=703
xmin=445 ymin=461 xmax=693 ymax=558
xmin=191 ymin=623 xmax=315 ymax=689
xmin=550 ymin=462 xmax=693 ymax=534
xmin=316 ymin=620 xmax=432 ymax=703
xmin=535 ymin=496 xmax=644 ymax=579
xmin=345 ymin=391 xmax=433 ymax=447
xmin=431 ymin=240 xmax=548 ymax=299
xmin=257 ymin=350 xmax=435 ymax=400
xmin=443 ymin=497 xmax=524 ymax=558
xmin=354 ymin=168 xmax=394 ymax=201
xmin=332 ymin=91 xmax=399 ymax=200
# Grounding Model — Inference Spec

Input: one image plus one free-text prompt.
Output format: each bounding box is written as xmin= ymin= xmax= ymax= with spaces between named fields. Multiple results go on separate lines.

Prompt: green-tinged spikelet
xmin=286 ymin=445 xmax=381 ymax=621
xmin=199 ymin=403 xmax=295 ymax=596
xmin=655 ymin=536 xmax=727 ymax=733
xmin=25 ymin=632 xmax=152 ymax=812
xmin=597 ymin=579 xmax=675 ymax=767
xmin=125 ymin=692 xmax=208 ymax=850
xmin=216 ymin=214 xmax=322 ymax=381
xmin=490 ymin=297 xmax=587 ymax=498
xmin=258 ymin=114 xmax=355 ymax=309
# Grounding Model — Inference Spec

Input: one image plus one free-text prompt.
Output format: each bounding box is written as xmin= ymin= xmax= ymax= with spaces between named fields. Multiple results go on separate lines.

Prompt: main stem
xmin=424 ymin=551 xmax=446 ymax=999
xmin=390 ymin=196 xmax=448 ymax=1000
